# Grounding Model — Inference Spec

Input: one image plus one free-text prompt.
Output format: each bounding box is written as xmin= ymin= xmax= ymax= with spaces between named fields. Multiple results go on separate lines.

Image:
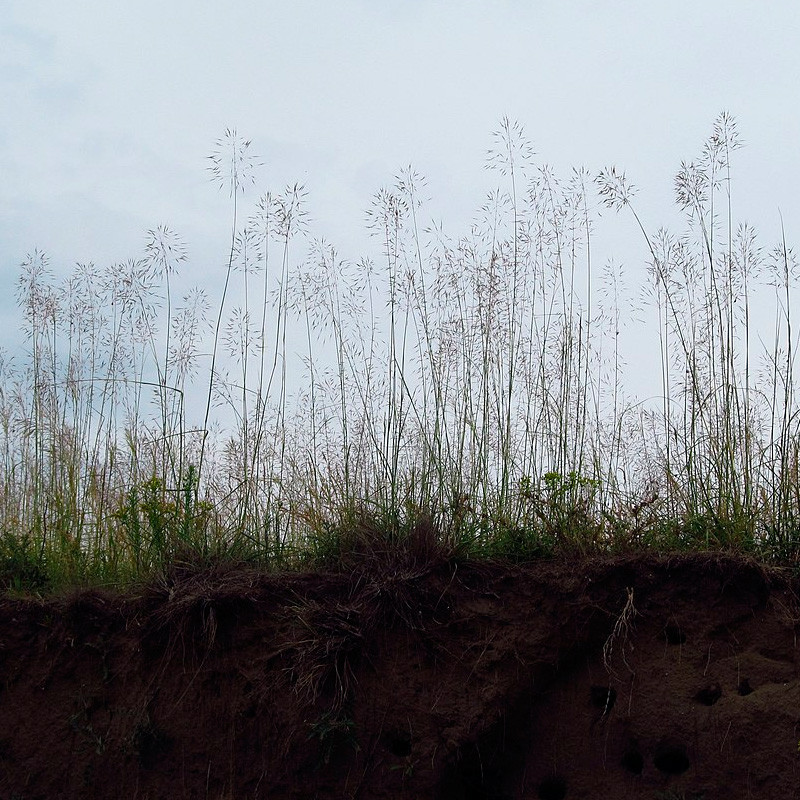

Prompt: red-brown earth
xmin=0 ymin=550 xmax=798 ymax=799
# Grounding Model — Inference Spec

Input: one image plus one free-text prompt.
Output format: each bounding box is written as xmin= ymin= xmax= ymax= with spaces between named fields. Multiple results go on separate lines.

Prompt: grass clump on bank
xmin=2 ymin=113 xmax=799 ymax=593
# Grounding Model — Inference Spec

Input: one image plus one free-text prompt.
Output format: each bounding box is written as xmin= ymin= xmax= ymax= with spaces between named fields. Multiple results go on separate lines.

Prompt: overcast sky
xmin=2 ymin=1 xmax=799 ymax=380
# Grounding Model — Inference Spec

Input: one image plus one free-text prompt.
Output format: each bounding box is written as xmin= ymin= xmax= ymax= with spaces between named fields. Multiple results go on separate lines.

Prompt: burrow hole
xmin=653 ymin=739 xmax=690 ymax=775
xmin=694 ymin=682 xmax=722 ymax=706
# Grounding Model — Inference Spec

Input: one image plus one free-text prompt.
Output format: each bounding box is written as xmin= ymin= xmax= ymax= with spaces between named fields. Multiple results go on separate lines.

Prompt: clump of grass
xmin=597 ymin=112 xmax=800 ymax=559
xmin=2 ymin=112 xmax=800 ymax=592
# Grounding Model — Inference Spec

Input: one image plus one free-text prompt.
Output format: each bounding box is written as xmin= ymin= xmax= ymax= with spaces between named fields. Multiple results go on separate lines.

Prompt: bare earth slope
xmin=0 ymin=553 xmax=798 ymax=799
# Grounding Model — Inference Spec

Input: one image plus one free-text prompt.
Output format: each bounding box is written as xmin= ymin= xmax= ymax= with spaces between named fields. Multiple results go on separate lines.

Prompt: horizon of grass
xmin=1 ymin=112 xmax=799 ymax=594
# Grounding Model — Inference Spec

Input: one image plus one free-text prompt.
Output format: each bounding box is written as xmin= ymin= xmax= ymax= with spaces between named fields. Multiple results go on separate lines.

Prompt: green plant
xmin=0 ymin=529 xmax=49 ymax=592
xmin=307 ymin=710 xmax=359 ymax=766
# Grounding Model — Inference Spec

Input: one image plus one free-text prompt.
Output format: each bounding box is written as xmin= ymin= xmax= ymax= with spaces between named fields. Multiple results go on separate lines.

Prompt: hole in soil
xmin=653 ymin=739 xmax=690 ymax=775
xmin=590 ymin=685 xmax=616 ymax=712
xmin=621 ymin=748 xmax=644 ymax=774
xmin=694 ymin=682 xmax=722 ymax=705
xmin=537 ymin=774 xmax=567 ymax=800
xmin=664 ymin=622 xmax=686 ymax=645
xmin=383 ymin=730 xmax=412 ymax=757
xmin=738 ymin=678 xmax=754 ymax=696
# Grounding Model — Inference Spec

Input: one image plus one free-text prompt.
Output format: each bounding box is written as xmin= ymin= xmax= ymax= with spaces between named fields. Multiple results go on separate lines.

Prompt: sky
xmin=2 ymin=1 xmax=799 ymax=395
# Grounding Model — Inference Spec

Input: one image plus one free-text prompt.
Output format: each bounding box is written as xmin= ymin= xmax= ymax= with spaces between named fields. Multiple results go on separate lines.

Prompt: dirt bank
xmin=0 ymin=552 xmax=798 ymax=799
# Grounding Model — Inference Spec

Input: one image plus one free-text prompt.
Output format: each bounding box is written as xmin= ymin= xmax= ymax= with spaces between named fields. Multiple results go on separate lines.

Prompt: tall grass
xmin=1 ymin=112 xmax=799 ymax=591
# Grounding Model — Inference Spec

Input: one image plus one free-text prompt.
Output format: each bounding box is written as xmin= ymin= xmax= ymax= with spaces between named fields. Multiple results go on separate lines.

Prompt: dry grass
xmin=1 ymin=112 xmax=799 ymax=592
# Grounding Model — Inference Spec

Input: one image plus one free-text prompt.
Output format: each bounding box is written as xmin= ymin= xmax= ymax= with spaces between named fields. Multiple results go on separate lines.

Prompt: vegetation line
xmin=1 ymin=112 xmax=799 ymax=593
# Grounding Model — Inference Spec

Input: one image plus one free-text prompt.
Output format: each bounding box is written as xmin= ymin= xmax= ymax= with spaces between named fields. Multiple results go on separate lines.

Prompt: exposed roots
xmin=602 ymin=586 xmax=637 ymax=677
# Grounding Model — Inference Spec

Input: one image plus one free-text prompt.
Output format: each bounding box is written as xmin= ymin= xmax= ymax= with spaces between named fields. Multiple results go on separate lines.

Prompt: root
xmin=602 ymin=586 xmax=637 ymax=676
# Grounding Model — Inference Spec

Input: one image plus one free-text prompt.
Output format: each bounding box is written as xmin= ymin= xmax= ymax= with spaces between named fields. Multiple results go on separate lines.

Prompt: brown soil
xmin=0 ymin=553 xmax=798 ymax=799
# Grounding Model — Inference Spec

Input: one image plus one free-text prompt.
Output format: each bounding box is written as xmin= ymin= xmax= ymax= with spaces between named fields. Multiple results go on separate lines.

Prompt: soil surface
xmin=0 ymin=552 xmax=798 ymax=799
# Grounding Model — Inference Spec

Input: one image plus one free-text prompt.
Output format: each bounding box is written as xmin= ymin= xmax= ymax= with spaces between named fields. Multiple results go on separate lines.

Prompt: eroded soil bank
xmin=0 ymin=552 xmax=798 ymax=799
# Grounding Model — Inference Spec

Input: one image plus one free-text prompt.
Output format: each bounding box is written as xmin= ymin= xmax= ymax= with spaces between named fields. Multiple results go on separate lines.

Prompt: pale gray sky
xmin=2 ymin=1 xmax=799 ymax=367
